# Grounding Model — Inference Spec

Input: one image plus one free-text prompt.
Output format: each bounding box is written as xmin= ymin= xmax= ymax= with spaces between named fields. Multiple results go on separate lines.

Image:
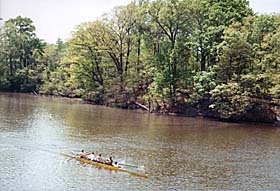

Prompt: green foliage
xmin=239 ymin=73 xmax=273 ymax=97
xmin=271 ymin=84 xmax=280 ymax=99
xmin=0 ymin=16 xmax=45 ymax=92
xmin=0 ymin=2 xmax=279 ymax=122
xmin=209 ymin=71 xmax=275 ymax=120
xmin=39 ymin=39 xmax=68 ymax=95
xmin=189 ymin=0 xmax=253 ymax=72
xmin=192 ymin=71 xmax=216 ymax=100
xmin=216 ymin=23 xmax=252 ymax=82
xmin=209 ymin=82 xmax=250 ymax=119
xmin=147 ymin=0 xmax=192 ymax=104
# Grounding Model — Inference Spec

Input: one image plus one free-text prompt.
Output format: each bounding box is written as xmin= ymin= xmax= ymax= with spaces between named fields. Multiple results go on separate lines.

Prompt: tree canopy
xmin=0 ymin=16 xmax=45 ymax=92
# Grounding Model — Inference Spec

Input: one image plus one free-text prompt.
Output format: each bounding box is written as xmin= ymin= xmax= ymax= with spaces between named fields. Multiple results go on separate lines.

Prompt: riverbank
xmin=29 ymin=92 xmax=279 ymax=125
xmin=1 ymin=91 xmax=278 ymax=125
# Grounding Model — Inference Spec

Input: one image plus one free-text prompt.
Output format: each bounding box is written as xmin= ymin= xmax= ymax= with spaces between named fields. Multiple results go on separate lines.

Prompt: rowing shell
xmin=61 ymin=153 xmax=148 ymax=178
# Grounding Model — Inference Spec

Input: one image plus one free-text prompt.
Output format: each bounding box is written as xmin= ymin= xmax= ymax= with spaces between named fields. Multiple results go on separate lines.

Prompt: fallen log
xmin=134 ymin=101 xmax=150 ymax=111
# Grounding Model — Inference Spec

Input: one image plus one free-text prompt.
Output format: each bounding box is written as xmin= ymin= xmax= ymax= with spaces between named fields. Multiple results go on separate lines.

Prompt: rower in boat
xmin=113 ymin=161 xmax=121 ymax=168
xmin=79 ymin=150 xmax=87 ymax=158
xmin=61 ymin=153 xmax=147 ymax=178
xmin=87 ymin=152 xmax=96 ymax=161
xmin=105 ymin=157 xmax=113 ymax=165
xmin=96 ymin=154 xmax=103 ymax=163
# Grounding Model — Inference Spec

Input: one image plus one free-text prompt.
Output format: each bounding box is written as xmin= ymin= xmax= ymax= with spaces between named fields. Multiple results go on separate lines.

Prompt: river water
xmin=0 ymin=93 xmax=279 ymax=190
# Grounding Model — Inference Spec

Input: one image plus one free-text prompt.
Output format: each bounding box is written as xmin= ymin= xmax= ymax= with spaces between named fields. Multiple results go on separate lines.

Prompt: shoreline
xmin=1 ymin=91 xmax=279 ymax=126
xmin=34 ymin=92 xmax=280 ymax=126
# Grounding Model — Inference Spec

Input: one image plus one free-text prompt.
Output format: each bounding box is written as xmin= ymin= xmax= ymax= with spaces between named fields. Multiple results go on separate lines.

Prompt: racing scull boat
xmin=61 ymin=153 xmax=148 ymax=178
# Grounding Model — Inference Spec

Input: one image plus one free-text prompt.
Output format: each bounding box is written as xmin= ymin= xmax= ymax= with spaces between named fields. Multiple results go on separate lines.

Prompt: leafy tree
xmin=216 ymin=22 xmax=252 ymax=82
xmin=209 ymin=82 xmax=250 ymax=119
xmin=64 ymin=21 xmax=107 ymax=101
xmin=147 ymin=0 xmax=191 ymax=105
xmin=39 ymin=39 xmax=68 ymax=95
xmin=189 ymin=0 xmax=253 ymax=72
xmin=192 ymin=71 xmax=216 ymax=101
xmin=0 ymin=16 xmax=45 ymax=92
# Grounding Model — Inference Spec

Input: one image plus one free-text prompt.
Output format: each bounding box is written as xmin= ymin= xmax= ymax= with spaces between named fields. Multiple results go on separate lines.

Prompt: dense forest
xmin=0 ymin=0 xmax=279 ymax=123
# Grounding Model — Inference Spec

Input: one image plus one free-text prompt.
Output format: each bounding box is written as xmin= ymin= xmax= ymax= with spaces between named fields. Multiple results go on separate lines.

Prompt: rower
xmin=96 ymin=154 xmax=103 ymax=163
xmin=79 ymin=150 xmax=87 ymax=158
xmin=87 ymin=152 xmax=96 ymax=161
xmin=105 ymin=157 xmax=113 ymax=165
xmin=113 ymin=161 xmax=121 ymax=168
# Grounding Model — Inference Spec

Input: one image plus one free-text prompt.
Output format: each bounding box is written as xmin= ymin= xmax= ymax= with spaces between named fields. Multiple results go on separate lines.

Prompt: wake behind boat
xmin=61 ymin=153 xmax=148 ymax=178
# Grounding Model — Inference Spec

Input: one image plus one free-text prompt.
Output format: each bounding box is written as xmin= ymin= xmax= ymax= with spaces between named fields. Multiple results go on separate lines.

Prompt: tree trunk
xmin=171 ymin=40 xmax=177 ymax=105
xmin=137 ymin=35 xmax=141 ymax=73
xmin=201 ymin=49 xmax=206 ymax=71
xmin=9 ymin=58 xmax=13 ymax=77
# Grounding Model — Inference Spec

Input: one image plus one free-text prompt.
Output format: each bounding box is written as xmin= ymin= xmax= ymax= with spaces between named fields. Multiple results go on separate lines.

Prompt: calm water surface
xmin=0 ymin=93 xmax=279 ymax=190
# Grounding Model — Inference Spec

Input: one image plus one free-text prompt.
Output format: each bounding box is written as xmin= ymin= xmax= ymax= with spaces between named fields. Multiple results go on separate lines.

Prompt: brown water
xmin=0 ymin=93 xmax=279 ymax=190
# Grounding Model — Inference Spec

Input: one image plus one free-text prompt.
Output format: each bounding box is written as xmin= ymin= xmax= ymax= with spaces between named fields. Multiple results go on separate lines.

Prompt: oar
xmin=117 ymin=161 xmax=144 ymax=169
xmin=66 ymin=151 xmax=80 ymax=162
